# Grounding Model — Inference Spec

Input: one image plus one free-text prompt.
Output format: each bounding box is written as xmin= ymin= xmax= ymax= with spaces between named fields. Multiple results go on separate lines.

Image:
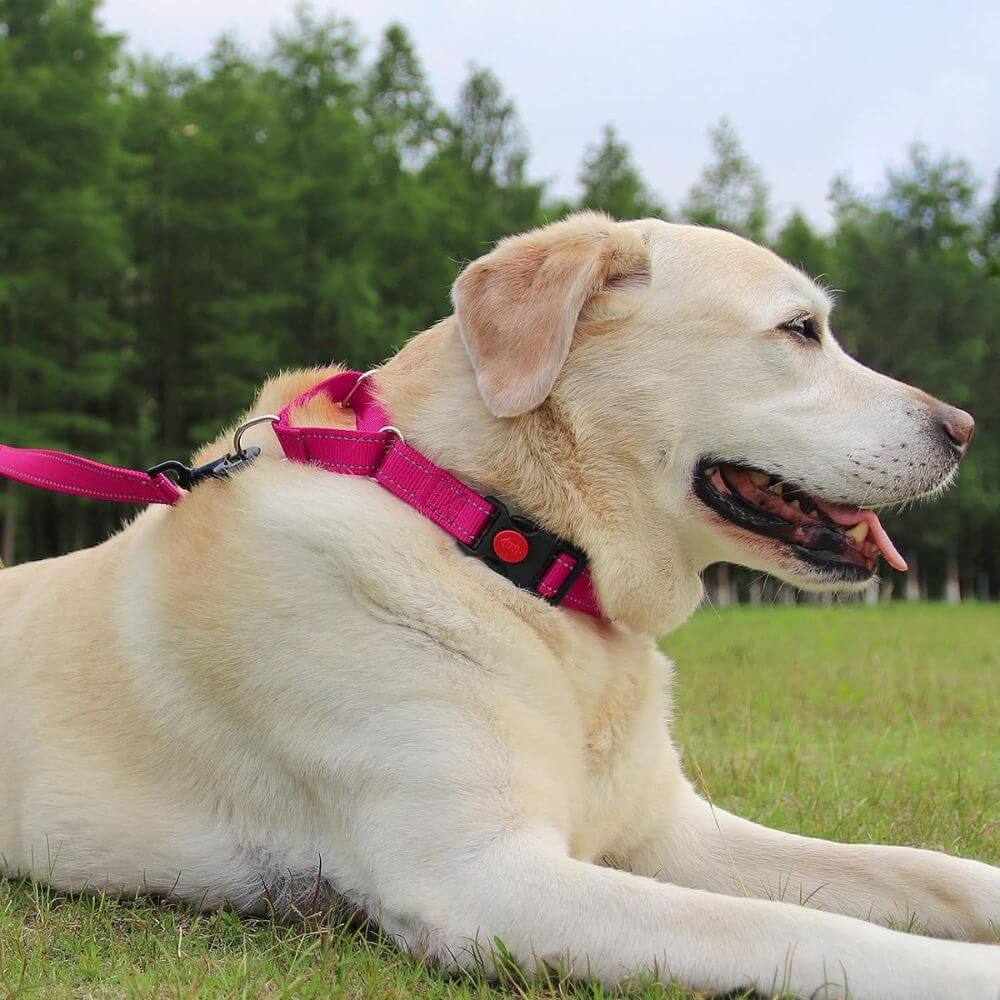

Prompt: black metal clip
xmin=147 ymin=447 xmax=261 ymax=491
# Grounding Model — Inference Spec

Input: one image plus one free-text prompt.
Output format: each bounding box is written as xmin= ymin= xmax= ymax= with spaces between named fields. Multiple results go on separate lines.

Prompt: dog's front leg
xmin=370 ymin=827 xmax=998 ymax=999
xmin=340 ymin=715 xmax=997 ymax=998
xmin=626 ymin=788 xmax=1000 ymax=941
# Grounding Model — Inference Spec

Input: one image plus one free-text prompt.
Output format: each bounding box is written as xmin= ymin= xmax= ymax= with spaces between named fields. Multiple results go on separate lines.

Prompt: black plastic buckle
xmin=457 ymin=496 xmax=588 ymax=606
xmin=147 ymin=447 xmax=261 ymax=491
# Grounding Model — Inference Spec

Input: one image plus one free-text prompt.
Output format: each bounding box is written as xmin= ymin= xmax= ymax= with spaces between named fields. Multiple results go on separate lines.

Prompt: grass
xmin=2 ymin=603 xmax=997 ymax=998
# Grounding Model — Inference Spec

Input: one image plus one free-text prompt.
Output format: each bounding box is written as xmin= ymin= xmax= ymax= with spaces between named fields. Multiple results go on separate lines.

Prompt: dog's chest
xmin=553 ymin=635 xmax=676 ymax=860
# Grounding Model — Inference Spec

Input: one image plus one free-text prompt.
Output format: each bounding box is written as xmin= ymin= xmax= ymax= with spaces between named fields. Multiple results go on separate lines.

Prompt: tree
xmin=452 ymin=66 xmax=528 ymax=187
xmin=578 ymin=125 xmax=666 ymax=220
xmin=0 ymin=0 xmax=130 ymax=563
xmin=827 ymin=147 xmax=998 ymax=597
xmin=119 ymin=43 xmax=292 ymax=450
xmin=365 ymin=23 xmax=441 ymax=166
xmin=980 ymin=170 xmax=1000 ymax=275
xmin=682 ymin=118 xmax=769 ymax=241
xmin=421 ymin=65 xmax=544 ymax=273
xmin=267 ymin=7 xmax=384 ymax=367
xmin=2 ymin=6 xmax=996 ymax=597
xmin=775 ymin=210 xmax=830 ymax=280
xmin=883 ymin=145 xmax=977 ymax=247
xmin=362 ymin=24 xmax=457 ymax=338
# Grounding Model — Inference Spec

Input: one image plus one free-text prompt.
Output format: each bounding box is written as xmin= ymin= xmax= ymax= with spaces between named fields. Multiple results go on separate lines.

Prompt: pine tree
xmin=683 ymin=118 xmax=770 ymax=241
xmin=984 ymin=171 xmax=1000 ymax=275
xmin=426 ymin=65 xmax=543 ymax=264
xmin=453 ymin=66 xmax=528 ymax=187
xmin=775 ymin=210 xmax=829 ymax=279
xmin=2 ymin=5 xmax=996 ymax=592
xmin=362 ymin=25 xmax=456 ymax=341
xmin=365 ymin=23 xmax=441 ymax=167
xmin=827 ymin=148 xmax=998 ymax=596
xmin=267 ymin=7 xmax=384 ymax=367
xmin=0 ymin=0 xmax=129 ymax=562
xmin=578 ymin=125 xmax=666 ymax=220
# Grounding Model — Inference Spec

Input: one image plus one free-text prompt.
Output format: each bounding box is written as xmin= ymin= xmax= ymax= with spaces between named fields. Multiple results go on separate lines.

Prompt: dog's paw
xmin=920 ymin=852 xmax=1000 ymax=942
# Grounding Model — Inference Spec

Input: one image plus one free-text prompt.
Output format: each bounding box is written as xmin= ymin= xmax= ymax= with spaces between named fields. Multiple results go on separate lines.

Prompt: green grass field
xmin=2 ymin=603 xmax=997 ymax=998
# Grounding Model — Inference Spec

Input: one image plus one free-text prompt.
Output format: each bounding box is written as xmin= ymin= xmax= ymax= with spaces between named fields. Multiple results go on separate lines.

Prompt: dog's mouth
xmin=692 ymin=460 xmax=908 ymax=580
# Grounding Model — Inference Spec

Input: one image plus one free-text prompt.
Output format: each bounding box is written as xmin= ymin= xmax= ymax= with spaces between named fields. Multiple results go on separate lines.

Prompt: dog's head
xmin=451 ymin=212 xmax=972 ymax=613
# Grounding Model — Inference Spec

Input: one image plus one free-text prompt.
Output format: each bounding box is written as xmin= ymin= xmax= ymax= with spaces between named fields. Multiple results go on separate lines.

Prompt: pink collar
xmin=0 ymin=371 xmax=604 ymax=618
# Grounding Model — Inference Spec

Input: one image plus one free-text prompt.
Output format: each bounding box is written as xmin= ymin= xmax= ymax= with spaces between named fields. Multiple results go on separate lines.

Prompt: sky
xmin=100 ymin=0 xmax=1000 ymax=227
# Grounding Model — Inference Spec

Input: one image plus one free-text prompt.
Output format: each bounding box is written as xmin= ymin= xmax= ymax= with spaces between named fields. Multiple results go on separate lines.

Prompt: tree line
xmin=2 ymin=0 xmax=998 ymax=602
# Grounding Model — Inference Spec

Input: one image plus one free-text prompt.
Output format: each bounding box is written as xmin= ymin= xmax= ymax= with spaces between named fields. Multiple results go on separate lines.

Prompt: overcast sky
xmin=100 ymin=0 xmax=999 ymax=227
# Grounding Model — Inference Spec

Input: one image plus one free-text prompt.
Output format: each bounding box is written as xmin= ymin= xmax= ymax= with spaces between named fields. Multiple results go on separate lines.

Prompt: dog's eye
xmin=779 ymin=316 xmax=821 ymax=343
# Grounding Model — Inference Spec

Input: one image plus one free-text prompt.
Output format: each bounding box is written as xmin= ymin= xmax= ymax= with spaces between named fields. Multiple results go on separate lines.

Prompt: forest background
xmin=2 ymin=0 xmax=997 ymax=602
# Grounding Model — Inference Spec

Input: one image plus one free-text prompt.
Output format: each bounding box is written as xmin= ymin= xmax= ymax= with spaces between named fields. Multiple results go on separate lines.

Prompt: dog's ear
xmin=452 ymin=212 xmax=650 ymax=418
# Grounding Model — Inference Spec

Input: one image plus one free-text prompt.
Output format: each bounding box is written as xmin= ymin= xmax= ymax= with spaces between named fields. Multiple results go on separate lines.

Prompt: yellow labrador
xmin=1 ymin=213 xmax=996 ymax=999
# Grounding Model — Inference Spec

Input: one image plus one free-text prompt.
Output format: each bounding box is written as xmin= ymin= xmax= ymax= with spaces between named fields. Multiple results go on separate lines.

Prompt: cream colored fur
xmin=1 ymin=214 xmax=997 ymax=999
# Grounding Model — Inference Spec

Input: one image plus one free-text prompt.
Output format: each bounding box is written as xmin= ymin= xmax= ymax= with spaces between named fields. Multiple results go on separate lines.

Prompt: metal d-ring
xmin=232 ymin=414 xmax=280 ymax=458
xmin=341 ymin=368 xmax=379 ymax=409
xmin=378 ymin=424 xmax=405 ymax=445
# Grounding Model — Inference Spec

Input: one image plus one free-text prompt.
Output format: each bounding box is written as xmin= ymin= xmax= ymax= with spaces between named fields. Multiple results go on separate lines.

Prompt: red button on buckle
xmin=492 ymin=529 xmax=529 ymax=563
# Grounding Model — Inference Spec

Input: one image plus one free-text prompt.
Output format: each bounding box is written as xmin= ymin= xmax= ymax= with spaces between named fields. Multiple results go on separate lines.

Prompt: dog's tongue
xmin=813 ymin=500 xmax=908 ymax=572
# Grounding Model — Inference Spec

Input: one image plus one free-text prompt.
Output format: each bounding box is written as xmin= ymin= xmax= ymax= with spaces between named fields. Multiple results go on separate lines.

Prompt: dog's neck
xmin=377 ymin=319 xmax=704 ymax=635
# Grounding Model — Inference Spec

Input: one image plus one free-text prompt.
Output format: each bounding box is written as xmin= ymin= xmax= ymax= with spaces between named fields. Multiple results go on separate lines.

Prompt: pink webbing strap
xmin=273 ymin=370 xmax=497 ymax=544
xmin=0 ymin=371 xmax=603 ymax=618
xmin=537 ymin=554 xmax=602 ymax=616
xmin=0 ymin=444 xmax=183 ymax=506
xmin=273 ymin=371 xmax=604 ymax=619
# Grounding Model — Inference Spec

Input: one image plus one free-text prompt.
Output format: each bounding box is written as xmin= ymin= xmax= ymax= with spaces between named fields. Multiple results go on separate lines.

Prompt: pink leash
xmin=0 ymin=447 xmax=184 ymax=506
xmin=0 ymin=371 xmax=604 ymax=618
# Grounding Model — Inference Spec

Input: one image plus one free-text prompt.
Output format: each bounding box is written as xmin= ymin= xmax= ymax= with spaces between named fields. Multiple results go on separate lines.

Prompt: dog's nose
xmin=938 ymin=404 xmax=975 ymax=450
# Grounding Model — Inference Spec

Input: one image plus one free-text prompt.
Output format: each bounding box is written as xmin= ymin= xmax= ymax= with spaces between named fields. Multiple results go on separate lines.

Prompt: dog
xmin=1 ymin=213 xmax=997 ymax=999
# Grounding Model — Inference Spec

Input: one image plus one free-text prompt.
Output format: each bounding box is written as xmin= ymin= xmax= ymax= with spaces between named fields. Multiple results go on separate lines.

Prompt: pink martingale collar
xmin=0 ymin=370 xmax=604 ymax=618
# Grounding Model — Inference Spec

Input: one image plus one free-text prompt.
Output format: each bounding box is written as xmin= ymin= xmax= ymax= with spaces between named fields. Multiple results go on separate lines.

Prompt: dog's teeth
xmin=750 ymin=472 xmax=770 ymax=487
xmin=770 ymin=483 xmax=783 ymax=494
xmin=705 ymin=466 xmax=718 ymax=477
xmin=846 ymin=521 xmax=870 ymax=543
